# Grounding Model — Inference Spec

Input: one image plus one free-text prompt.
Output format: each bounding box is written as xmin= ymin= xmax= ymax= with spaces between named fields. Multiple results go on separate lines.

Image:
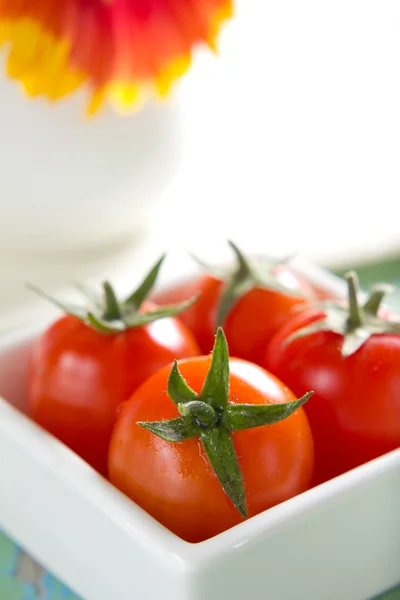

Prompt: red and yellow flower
xmin=0 ymin=0 xmax=232 ymax=114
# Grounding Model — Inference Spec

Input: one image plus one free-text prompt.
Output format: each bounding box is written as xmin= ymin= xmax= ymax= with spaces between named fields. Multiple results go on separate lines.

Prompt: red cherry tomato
xmin=154 ymin=264 xmax=314 ymax=364
xmin=108 ymin=356 xmax=314 ymax=543
xmin=28 ymin=301 xmax=200 ymax=475
xmin=264 ymin=308 xmax=400 ymax=484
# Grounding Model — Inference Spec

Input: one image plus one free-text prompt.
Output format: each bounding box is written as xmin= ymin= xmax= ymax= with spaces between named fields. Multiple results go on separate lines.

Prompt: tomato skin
xmin=153 ymin=275 xmax=223 ymax=355
xmin=28 ymin=303 xmax=200 ymax=475
xmin=154 ymin=265 xmax=314 ymax=363
xmin=264 ymin=309 xmax=400 ymax=484
xmin=108 ymin=357 xmax=314 ymax=543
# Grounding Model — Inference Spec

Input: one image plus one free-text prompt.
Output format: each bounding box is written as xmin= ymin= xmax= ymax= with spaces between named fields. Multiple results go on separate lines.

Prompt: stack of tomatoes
xmin=27 ymin=244 xmax=400 ymax=543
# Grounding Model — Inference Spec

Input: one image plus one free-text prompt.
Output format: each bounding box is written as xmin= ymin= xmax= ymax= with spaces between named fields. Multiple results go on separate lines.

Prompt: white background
xmin=1 ymin=0 xmax=400 ymax=328
xmin=160 ymin=0 xmax=400 ymax=264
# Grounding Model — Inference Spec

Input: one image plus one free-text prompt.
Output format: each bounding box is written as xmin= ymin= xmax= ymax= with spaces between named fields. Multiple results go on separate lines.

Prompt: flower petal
xmin=0 ymin=0 xmax=233 ymax=113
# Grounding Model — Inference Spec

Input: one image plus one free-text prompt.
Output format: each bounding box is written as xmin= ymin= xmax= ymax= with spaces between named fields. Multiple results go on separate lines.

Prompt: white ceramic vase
xmin=0 ymin=77 xmax=181 ymax=254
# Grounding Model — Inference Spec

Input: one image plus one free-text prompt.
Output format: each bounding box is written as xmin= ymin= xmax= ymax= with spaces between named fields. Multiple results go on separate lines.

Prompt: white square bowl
xmin=0 ymin=259 xmax=399 ymax=600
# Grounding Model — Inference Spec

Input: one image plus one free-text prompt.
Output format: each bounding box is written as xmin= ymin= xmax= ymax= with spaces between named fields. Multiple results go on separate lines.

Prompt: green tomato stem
xmin=284 ymin=270 xmax=400 ymax=357
xmin=178 ymin=401 xmax=218 ymax=428
xmin=345 ymin=271 xmax=364 ymax=329
xmin=200 ymin=241 xmax=308 ymax=329
xmin=138 ymin=327 xmax=313 ymax=518
xmin=102 ymin=282 xmax=122 ymax=321
xmin=27 ymin=254 xmax=198 ymax=334
xmin=363 ymin=284 xmax=394 ymax=317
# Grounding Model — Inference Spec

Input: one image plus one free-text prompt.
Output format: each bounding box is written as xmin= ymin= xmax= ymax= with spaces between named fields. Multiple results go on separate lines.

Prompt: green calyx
xmin=138 ymin=328 xmax=313 ymax=518
xmin=27 ymin=255 xmax=197 ymax=335
xmin=286 ymin=271 xmax=400 ymax=357
xmin=192 ymin=241 xmax=309 ymax=327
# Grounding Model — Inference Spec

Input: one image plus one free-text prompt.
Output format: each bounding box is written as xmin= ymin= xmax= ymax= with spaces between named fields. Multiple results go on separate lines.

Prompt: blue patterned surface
xmin=0 ymin=531 xmax=80 ymax=599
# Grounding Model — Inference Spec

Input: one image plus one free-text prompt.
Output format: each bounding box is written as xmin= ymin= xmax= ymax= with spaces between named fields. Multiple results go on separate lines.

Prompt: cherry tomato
xmin=28 ymin=300 xmax=200 ymax=475
xmin=108 ymin=354 xmax=314 ymax=543
xmin=264 ymin=306 xmax=400 ymax=484
xmin=154 ymin=262 xmax=314 ymax=364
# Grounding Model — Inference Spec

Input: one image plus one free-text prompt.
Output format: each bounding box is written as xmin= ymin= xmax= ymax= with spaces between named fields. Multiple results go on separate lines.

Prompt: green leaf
xmin=200 ymin=328 xmax=230 ymax=409
xmin=223 ymin=392 xmax=313 ymax=432
xmin=124 ymin=254 xmax=166 ymax=312
xmin=26 ymin=284 xmax=88 ymax=321
xmin=138 ymin=416 xmax=200 ymax=442
xmin=168 ymin=361 xmax=198 ymax=406
xmin=341 ymin=330 xmax=371 ymax=357
xmin=215 ymin=243 xmax=306 ymax=327
xmin=228 ymin=240 xmax=252 ymax=278
xmin=102 ymin=281 xmax=122 ymax=321
xmin=123 ymin=296 xmax=199 ymax=328
xmin=363 ymin=283 xmax=394 ymax=316
xmin=27 ymin=283 xmax=125 ymax=334
xmin=344 ymin=271 xmax=364 ymax=329
xmin=214 ymin=241 xmax=254 ymax=326
xmin=86 ymin=312 xmax=125 ymax=334
xmin=201 ymin=428 xmax=247 ymax=518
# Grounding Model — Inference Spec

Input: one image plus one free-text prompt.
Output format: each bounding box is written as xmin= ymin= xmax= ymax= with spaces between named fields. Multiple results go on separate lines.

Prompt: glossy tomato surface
xmin=264 ymin=308 xmax=400 ymax=484
xmin=108 ymin=356 xmax=314 ymax=543
xmin=154 ymin=264 xmax=314 ymax=363
xmin=28 ymin=303 xmax=200 ymax=475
